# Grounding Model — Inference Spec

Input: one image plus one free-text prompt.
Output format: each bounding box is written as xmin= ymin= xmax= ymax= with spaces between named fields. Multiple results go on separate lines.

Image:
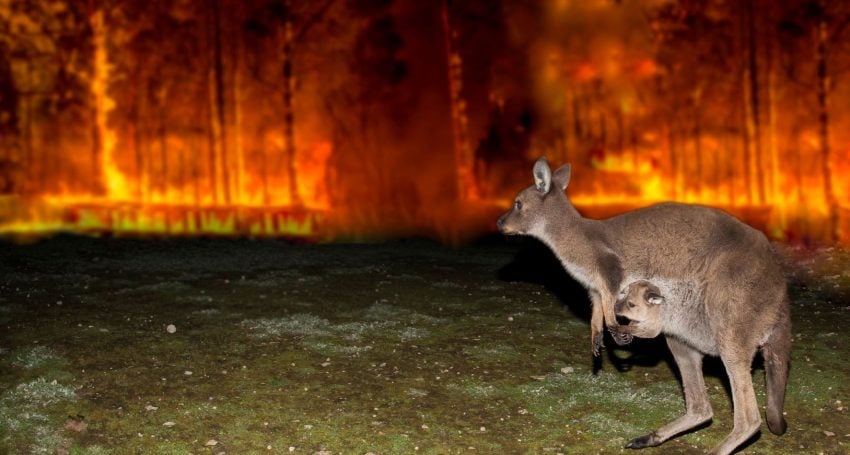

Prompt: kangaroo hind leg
xmin=625 ymin=337 xmax=712 ymax=449
xmin=708 ymin=354 xmax=762 ymax=455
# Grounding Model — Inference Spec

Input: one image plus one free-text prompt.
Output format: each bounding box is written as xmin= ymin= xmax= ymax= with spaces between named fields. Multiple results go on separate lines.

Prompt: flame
xmin=296 ymin=141 xmax=332 ymax=210
xmin=92 ymin=10 xmax=129 ymax=201
xmin=0 ymin=2 xmax=847 ymax=245
xmin=0 ymin=10 xmax=331 ymax=239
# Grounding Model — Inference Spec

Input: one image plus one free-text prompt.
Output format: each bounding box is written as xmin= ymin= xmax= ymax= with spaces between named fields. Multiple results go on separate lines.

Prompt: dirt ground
xmin=1 ymin=235 xmax=848 ymax=454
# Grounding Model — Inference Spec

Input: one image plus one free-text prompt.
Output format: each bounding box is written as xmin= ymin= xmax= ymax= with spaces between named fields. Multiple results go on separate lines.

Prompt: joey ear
xmin=552 ymin=163 xmax=571 ymax=190
xmin=533 ymin=157 xmax=552 ymax=194
xmin=647 ymin=293 xmax=664 ymax=305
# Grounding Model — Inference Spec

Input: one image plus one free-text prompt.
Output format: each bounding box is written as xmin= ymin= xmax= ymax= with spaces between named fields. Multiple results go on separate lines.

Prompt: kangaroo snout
xmin=497 ymin=211 xmax=517 ymax=234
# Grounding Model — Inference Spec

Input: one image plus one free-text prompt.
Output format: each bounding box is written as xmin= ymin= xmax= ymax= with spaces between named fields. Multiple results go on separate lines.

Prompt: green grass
xmin=0 ymin=237 xmax=848 ymax=453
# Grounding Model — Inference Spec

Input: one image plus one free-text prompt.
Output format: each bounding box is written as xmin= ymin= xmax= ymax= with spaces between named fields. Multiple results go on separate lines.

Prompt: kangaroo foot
xmin=625 ymin=432 xmax=662 ymax=449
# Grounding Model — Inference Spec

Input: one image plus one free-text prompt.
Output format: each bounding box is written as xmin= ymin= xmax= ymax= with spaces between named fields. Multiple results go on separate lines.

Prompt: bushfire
xmin=0 ymin=0 xmax=848 ymax=243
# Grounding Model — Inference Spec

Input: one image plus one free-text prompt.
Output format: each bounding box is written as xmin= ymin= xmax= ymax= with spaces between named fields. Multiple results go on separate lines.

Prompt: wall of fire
xmin=0 ymin=0 xmax=848 ymax=243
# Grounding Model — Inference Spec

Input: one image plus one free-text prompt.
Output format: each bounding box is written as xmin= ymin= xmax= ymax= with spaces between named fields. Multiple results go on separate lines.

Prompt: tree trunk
xmin=89 ymin=5 xmax=107 ymax=196
xmin=740 ymin=68 xmax=753 ymax=205
xmin=211 ymin=0 xmax=230 ymax=205
xmin=261 ymin=125 xmax=270 ymax=205
xmin=130 ymin=74 xmax=143 ymax=201
xmin=231 ymin=10 xmax=245 ymax=205
xmin=90 ymin=104 xmax=103 ymax=196
xmin=816 ymin=17 xmax=839 ymax=242
xmin=158 ymin=101 xmax=168 ymax=200
xmin=693 ymin=102 xmax=702 ymax=199
xmin=767 ymin=13 xmax=783 ymax=226
xmin=207 ymin=65 xmax=219 ymax=205
xmin=282 ymin=15 xmax=301 ymax=207
xmin=24 ymin=62 xmax=34 ymax=195
xmin=746 ymin=0 xmax=765 ymax=204
xmin=441 ymin=0 xmax=479 ymax=200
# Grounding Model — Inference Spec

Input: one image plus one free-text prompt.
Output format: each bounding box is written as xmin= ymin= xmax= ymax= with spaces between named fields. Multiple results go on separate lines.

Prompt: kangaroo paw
xmin=625 ymin=432 xmax=661 ymax=449
xmin=608 ymin=325 xmax=634 ymax=346
xmin=592 ymin=330 xmax=604 ymax=357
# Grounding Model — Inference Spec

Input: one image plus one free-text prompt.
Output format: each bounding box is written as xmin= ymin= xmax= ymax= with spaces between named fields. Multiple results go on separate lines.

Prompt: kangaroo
xmin=614 ymin=279 xmax=790 ymax=454
xmin=497 ymin=157 xmax=790 ymax=455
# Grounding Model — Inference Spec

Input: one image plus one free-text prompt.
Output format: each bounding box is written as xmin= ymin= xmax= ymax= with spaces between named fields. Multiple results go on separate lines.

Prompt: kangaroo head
xmin=615 ymin=280 xmax=664 ymax=338
xmin=497 ymin=157 xmax=577 ymax=238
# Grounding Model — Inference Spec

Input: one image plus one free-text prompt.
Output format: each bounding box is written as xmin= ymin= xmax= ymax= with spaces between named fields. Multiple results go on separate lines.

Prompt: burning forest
xmin=1 ymin=0 xmax=850 ymax=243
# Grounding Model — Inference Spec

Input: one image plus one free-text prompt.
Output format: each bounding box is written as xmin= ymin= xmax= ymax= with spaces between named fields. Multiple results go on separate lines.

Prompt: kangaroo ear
xmin=533 ymin=157 xmax=552 ymax=194
xmin=552 ymin=163 xmax=571 ymax=190
xmin=647 ymin=293 xmax=664 ymax=305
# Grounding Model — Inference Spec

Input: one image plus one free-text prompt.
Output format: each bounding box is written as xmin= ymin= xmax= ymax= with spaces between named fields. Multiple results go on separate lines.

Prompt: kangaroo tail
xmin=763 ymin=309 xmax=791 ymax=436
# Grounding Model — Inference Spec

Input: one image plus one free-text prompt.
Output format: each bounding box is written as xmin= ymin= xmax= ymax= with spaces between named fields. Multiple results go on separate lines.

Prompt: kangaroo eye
xmin=514 ymin=200 xmax=523 ymax=210
xmin=628 ymin=302 xmax=636 ymax=309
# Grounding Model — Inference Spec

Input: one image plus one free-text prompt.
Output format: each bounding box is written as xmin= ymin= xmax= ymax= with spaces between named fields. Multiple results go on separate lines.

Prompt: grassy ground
xmin=0 ymin=236 xmax=848 ymax=454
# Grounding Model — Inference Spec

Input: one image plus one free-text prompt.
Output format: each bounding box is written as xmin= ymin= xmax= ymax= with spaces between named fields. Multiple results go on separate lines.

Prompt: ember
xmin=0 ymin=0 xmax=848 ymax=243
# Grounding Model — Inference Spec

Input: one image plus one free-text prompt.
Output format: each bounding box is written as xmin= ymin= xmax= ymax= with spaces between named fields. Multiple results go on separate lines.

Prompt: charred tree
xmin=0 ymin=49 xmax=19 ymax=193
xmin=816 ymin=15 xmax=838 ymax=242
xmin=692 ymin=95 xmax=703 ymax=199
xmin=211 ymin=0 xmax=231 ymax=205
xmin=441 ymin=0 xmax=479 ymax=201
xmin=88 ymin=3 xmax=106 ymax=196
xmin=281 ymin=15 xmax=300 ymax=207
xmin=745 ymin=0 xmax=765 ymax=204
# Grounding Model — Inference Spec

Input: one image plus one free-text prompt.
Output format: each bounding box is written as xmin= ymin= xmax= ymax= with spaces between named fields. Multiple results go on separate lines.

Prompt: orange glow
xmin=631 ymin=58 xmax=659 ymax=78
xmin=574 ymin=63 xmax=598 ymax=82
xmin=1 ymin=1 xmax=848 ymax=245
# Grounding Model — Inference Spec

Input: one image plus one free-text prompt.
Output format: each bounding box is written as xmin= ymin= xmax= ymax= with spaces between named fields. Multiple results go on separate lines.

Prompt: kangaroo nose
xmin=616 ymin=315 xmax=632 ymax=326
xmin=496 ymin=216 xmax=505 ymax=230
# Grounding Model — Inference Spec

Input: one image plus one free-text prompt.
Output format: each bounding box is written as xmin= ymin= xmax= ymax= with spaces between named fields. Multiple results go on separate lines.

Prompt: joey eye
xmin=514 ymin=200 xmax=523 ymax=210
xmin=628 ymin=302 xmax=636 ymax=309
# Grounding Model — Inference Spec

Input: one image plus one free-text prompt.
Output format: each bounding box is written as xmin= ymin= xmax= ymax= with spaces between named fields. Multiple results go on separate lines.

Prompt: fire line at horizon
xmin=0 ymin=0 xmax=849 ymax=243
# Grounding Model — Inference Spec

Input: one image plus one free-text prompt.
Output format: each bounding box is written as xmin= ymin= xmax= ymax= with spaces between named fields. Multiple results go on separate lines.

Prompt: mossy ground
xmin=0 ymin=236 xmax=848 ymax=454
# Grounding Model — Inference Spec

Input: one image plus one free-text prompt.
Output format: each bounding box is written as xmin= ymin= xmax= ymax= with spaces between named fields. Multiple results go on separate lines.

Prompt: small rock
xmin=163 ymin=421 xmax=176 ymax=427
xmin=205 ymin=439 xmax=218 ymax=446
xmin=64 ymin=418 xmax=87 ymax=432
xmin=560 ymin=366 xmax=574 ymax=374
xmin=824 ymin=430 xmax=835 ymax=437
xmin=507 ymin=316 xmax=514 ymax=322
xmin=184 ymin=371 xmax=193 ymax=375
xmin=145 ymin=405 xmax=158 ymax=411
xmin=166 ymin=324 xmax=177 ymax=333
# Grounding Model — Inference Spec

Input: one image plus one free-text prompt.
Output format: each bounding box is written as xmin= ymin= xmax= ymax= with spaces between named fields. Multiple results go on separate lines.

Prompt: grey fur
xmin=497 ymin=158 xmax=791 ymax=455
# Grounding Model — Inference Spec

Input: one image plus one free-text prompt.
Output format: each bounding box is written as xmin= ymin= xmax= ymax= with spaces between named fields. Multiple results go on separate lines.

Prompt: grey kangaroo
xmin=497 ymin=157 xmax=790 ymax=455
xmin=615 ymin=279 xmax=790 ymax=453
